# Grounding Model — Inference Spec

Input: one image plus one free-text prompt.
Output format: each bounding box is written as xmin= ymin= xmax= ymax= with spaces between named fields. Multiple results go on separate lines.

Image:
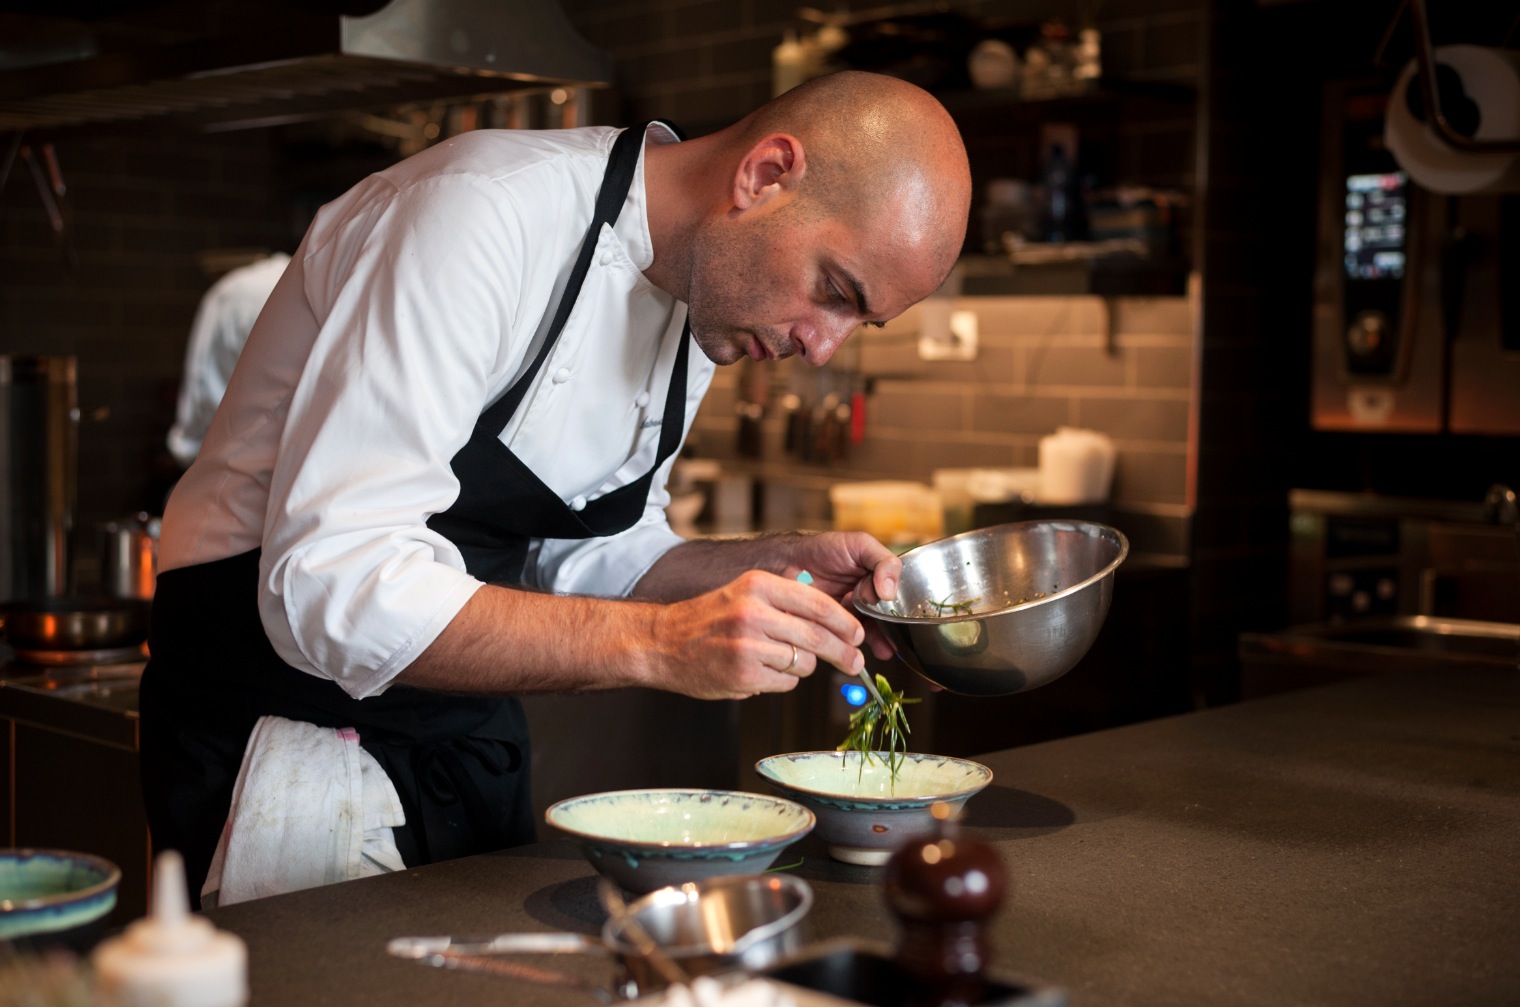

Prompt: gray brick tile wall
xmin=969 ymin=389 xmax=1075 ymax=436
xmin=867 ymin=384 xmax=971 ymax=432
xmin=692 ymin=289 xmax=1197 ymax=533
xmin=1075 ymin=395 xmax=1191 ymax=442
xmin=1134 ymin=344 xmax=1193 ymax=388
xmin=1111 ymin=447 xmax=1189 ymax=505
xmin=1 ymin=129 xmax=290 ymax=564
xmin=1034 ymin=345 xmax=1129 ymax=387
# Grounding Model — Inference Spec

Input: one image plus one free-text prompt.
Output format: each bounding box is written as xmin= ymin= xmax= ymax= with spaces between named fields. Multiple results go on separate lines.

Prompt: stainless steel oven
xmin=1311 ymin=82 xmax=1520 ymax=434
xmin=1240 ymin=487 xmax=1519 ymax=700
xmin=1287 ymin=488 xmax=1519 ymax=625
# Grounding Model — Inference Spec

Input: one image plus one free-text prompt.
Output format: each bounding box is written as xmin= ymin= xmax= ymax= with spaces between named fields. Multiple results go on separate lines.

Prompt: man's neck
xmin=641 ymin=131 xmax=727 ymax=301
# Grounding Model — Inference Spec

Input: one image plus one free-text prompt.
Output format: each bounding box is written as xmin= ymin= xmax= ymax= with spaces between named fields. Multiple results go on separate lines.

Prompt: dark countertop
xmin=0 ymin=658 xmax=143 ymax=749
xmin=205 ymin=665 xmax=1520 ymax=1007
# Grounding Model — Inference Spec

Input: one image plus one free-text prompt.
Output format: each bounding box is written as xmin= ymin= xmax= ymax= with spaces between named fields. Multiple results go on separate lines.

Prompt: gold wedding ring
xmin=783 ymin=643 xmax=798 ymax=673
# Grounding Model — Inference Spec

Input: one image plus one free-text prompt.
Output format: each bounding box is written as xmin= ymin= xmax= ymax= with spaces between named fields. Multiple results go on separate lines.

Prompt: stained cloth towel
xmin=202 ymin=714 xmax=406 ymax=908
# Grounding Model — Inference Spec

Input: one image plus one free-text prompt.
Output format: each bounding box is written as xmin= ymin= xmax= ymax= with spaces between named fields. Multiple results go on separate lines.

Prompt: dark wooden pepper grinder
xmin=883 ymin=802 xmax=1007 ymax=1007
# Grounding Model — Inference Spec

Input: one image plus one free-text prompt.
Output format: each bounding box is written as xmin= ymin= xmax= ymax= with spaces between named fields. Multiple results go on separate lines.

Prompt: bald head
xmin=737 ymin=71 xmax=971 ymax=279
xmin=643 ymin=70 xmax=971 ymax=366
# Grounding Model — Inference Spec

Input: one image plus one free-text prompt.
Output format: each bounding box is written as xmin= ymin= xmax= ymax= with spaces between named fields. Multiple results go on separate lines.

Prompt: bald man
xmin=142 ymin=71 xmax=971 ymax=903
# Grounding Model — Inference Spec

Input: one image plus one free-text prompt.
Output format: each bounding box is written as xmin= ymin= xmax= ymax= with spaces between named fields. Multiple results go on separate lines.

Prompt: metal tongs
xmin=386 ymin=879 xmax=694 ymax=1002
xmin=597 ymin=876 xmax=691 ymax=990
xmin=855 ymin=665 xmax=887 ymax=708
xmin=387 ymin=930 xmax=613 ymax=1003
xmin=798 ymin=569 xmax=886 ymax=708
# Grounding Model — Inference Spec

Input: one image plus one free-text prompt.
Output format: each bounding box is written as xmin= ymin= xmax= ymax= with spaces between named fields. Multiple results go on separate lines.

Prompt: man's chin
xmin=689 ymin=326 xmax=750 ymax=366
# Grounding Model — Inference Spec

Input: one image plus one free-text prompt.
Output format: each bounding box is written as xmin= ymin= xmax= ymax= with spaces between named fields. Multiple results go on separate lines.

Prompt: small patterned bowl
xmin=755 ymin=752 xmax=993 ymax=866
xmin=0 ymin=848 xmax=120 ymax=947
xmin=545 ymin=789 xmax=815 ymax=893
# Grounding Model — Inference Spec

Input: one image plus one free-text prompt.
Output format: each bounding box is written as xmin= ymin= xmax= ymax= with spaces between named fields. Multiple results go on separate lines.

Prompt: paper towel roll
xmin=1385 ymin=45 xmax=1520 ymax=195
xmin=1038 ymin=427 xmax=1115 ymax=505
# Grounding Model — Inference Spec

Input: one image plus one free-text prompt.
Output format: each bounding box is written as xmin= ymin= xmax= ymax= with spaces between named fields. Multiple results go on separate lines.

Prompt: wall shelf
xmin=958 ymin=252 xmax=1190 ymax=297
xmin=937 ymin=78 xmax=1199 ymax=278
xmin=934 ymin=78 xmax=1197 ymax=119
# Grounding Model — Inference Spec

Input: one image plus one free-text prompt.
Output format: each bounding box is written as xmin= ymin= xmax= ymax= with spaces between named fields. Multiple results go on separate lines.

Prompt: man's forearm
xmin=395 ymin=530 xmax=888 ymax=701
xmin=631 ymin=533 xmax=805 ymax=601
xmin=397 ymin=584 xmax=664 ymax=694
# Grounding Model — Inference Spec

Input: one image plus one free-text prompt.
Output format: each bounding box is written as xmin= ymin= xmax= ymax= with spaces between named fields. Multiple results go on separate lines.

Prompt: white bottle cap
xmin=93 ymin=851 xmax=249 ymax=1007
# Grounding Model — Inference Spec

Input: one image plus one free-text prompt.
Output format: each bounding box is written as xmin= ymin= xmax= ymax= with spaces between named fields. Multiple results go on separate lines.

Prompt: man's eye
xmin=826 ymin=278 xmax=849 ymax=306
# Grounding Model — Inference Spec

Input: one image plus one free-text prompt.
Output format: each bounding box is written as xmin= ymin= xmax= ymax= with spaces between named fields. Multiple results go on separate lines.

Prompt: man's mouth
xmin=747 ymin=335 xmax=770 ymax=361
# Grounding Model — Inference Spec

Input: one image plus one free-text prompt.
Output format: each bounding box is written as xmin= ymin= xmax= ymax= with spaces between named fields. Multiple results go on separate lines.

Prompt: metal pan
xmin=0 ymin=597 xmax=152 ymax=651
xmin=389 ymin=874 xmax=813 ymax=1001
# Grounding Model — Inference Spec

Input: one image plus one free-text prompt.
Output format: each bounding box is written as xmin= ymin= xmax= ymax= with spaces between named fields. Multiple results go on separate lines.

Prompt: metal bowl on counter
xmin=855 ymin=520 xmax=1129 ymax=697
xmin=388 ymin=873 xmax=813 ymax=1000
xmin=604 ymin=873 xmax=813 ymax=997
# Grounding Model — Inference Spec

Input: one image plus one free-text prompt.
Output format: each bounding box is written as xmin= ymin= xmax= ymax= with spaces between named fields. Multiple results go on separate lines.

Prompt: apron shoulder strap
xmin=481 ymin=123 xmax=663 ymax=431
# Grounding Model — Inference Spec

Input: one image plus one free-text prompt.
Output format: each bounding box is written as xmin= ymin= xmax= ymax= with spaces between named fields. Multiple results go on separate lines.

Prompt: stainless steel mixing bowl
xmin=855 ymin=520 xmax=1129 ymax=696
xmin=604 ymin=873 xmax=813 ymax=997
xmin=387 ymin=873 xmax=813 ymax=1001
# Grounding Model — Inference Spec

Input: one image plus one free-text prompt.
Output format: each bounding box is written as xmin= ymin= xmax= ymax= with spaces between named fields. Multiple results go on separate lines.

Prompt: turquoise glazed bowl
xmin=545 ymin=789 xmax=815 ymax=893
xmin=755 ymin=752 xmax=993 ymax=866
xmin=0 ymin=849 xmax=120 ymax=947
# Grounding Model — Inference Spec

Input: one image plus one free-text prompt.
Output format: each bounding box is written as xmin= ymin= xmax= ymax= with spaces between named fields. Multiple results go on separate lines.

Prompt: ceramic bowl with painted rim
xmin=0 ymin=848 xmax=121 ymax=947
xmin=544 ymin=789 xmax=815 ymax=893
xmin=754 ymin=752 xmax=993 ymax=866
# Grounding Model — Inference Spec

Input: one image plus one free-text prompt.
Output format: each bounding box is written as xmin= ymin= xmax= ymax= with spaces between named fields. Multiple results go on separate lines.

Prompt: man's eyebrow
xmin=840 ymin=268 xmax=872 ymax=318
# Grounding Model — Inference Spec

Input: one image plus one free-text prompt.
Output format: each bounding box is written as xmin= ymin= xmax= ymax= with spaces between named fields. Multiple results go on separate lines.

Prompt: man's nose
xmin=800 ymin=316 xmax=858 ymax=366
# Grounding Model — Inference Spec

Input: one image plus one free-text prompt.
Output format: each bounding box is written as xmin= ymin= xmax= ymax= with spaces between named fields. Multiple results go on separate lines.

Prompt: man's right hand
xmin=397 ymin=569 xmax=866 ymax=701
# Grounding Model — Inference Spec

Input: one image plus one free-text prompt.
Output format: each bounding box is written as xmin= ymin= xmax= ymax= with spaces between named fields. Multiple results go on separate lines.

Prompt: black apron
xmin=140 ymin=122 xmax=690 ymax=906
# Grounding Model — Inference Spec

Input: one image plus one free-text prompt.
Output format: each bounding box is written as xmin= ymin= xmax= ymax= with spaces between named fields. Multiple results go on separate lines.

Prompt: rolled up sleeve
xmin=257 ymin=174 xmax=527 ymax=698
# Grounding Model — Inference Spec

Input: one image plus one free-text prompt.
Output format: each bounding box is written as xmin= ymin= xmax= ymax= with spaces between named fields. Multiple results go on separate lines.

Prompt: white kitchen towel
xmin=202 ymin=715 xmax=406 ymax=908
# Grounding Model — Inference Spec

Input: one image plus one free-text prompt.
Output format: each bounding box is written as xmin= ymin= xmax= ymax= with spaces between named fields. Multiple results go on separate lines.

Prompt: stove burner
xmin=11 ymin=643 xmax=149 ymax=667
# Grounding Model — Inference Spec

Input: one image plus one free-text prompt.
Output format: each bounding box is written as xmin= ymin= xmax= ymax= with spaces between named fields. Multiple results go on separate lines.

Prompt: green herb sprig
xmin=836 ymin=672 xmax=921 ymax=786
xmin=930 ymin=593 xmax=982 ymax=617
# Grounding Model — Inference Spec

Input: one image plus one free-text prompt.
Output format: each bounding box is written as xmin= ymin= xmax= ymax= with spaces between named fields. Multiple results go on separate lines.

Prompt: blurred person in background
xmin=166 ymin=251 xmax=291 ymax=468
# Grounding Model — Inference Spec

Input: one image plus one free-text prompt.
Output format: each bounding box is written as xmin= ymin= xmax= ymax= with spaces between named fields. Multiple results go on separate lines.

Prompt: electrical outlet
xmin=918 ymin=308 xmax=978 ymax=361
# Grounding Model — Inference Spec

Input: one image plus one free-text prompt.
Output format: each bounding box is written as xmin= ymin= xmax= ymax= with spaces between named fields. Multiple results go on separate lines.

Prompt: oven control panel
xmin=1341 ymin=170 xmax=1409 ymax=378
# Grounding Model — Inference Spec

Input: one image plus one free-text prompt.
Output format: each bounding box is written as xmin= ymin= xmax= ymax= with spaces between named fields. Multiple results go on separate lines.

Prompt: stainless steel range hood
xmin=0 ymin=0 xmax=612 ymax=134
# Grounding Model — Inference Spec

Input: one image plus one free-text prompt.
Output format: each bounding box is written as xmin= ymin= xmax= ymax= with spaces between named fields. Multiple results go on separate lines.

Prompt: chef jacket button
xmin=570 ymin=495 xmax=587 ymax=511
xmin=635 ymin=391 xmax=650 ymax=408
xmin=553 ymin=367 xmax=571 ymax=384
xmin=599 ymin=250 xmax=615 ymax=267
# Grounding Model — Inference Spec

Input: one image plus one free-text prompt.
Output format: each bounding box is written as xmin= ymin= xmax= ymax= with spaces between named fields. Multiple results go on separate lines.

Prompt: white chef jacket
xmin=159 ymin=124 xmax=714 ymax=699
xmin=168 ymin=252 xmax=291 ymax=467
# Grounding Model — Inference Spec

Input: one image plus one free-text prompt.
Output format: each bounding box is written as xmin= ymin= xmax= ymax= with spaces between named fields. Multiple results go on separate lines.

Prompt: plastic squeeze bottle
xmin=93 ymin=851 xmax=249 ymax=1007
xmin=771 ymin=30 xmax=808 ymax=96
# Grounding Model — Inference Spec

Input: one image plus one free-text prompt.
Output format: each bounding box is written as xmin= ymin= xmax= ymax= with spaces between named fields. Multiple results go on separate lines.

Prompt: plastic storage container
xmin=933 ymin=468 xmax=1043 ymax=534
xmin=829 ymin=481 xmax=943 ymax=548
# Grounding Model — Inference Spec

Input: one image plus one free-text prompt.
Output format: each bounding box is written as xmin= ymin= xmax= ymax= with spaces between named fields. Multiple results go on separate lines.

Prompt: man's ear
xmin=732 ymin=133 xmax=805 ymax=211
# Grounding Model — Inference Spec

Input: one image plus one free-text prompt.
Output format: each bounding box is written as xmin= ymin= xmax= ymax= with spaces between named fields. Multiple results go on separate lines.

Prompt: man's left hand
xmin=776 ymin=531 xmax=901 ymax=661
